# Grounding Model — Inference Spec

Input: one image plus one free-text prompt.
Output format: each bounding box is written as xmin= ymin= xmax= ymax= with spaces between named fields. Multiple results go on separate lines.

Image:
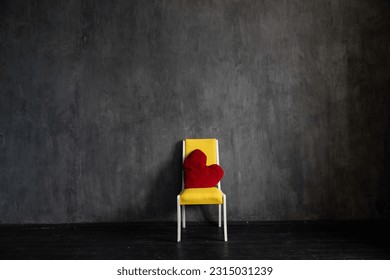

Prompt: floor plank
xmin=0 ymin=221 xmax=389 ymax=259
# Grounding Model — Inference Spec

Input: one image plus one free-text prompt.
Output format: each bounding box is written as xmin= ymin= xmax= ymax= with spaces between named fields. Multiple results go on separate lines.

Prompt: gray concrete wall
xmin=1 ymin=0 xmax=389 ymax=224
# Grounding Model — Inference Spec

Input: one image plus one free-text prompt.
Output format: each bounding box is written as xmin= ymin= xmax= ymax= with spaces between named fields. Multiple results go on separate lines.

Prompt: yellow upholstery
xmin=185 ymin=138 xmax=217 ymax=166
xmin=181 ymin=139 xmax=222 ymax=205
xmin=180 ymin=187 xmax=223 ymax=205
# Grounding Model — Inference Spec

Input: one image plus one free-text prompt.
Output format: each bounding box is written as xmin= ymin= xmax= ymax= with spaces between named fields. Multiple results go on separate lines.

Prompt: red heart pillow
xmin=183 ymin=149 xmax=224 ymax=188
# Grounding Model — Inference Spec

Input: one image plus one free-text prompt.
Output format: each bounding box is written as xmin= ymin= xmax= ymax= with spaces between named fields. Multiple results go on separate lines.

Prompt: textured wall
xmin=1 ymin=0 xmax=389 ymax=224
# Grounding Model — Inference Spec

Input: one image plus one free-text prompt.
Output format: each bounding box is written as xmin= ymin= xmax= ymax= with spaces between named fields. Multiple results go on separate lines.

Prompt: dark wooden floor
xmin=1 ymin=221 xmax=389 ymax=260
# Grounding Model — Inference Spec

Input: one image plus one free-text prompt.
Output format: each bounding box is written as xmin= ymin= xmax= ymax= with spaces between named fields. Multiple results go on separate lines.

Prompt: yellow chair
xmin=177 ymin=138 xmax=228 ymax=242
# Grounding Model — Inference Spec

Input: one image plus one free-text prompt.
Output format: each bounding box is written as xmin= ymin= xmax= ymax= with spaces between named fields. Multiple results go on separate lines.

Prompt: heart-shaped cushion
xmin=183 ymin=149 xmax=224 ymax=188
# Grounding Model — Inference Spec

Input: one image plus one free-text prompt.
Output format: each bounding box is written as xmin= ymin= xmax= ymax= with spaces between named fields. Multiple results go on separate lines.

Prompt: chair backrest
xmin=182 ymin=138 xmax=220 ymax=190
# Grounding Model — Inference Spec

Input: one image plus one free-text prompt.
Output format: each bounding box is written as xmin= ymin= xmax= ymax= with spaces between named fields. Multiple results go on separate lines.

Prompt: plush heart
xmin=183 ymin=149 xmax=224 ymax=188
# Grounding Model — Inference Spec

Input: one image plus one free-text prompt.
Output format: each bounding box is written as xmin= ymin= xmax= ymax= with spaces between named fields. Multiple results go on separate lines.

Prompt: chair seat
xmin=180 ymin=187 xmax=223 ymax=205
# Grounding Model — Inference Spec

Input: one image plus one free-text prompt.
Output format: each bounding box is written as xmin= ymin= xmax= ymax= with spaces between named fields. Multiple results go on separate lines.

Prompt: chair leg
xmin=177 ymin=195 xmax=181 ymax=242
xmin=223 ymin=194 xmax=228 ymax=241
xmin=182 ymin=205 xmax=186 ymax=228
xmin=218 ymin=204 xmax=222 ymax=227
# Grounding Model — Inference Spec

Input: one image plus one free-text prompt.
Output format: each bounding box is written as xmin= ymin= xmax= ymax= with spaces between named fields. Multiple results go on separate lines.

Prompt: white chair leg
xmin=223 ymin=194 xmax=228 ymax=241
xmin=177 ymin=195 xmax=181 ymax=242
xmin=218 ymin=204 xmax=222 ymax=227
xmin=182 ymin=205 xmax=186 ymax=228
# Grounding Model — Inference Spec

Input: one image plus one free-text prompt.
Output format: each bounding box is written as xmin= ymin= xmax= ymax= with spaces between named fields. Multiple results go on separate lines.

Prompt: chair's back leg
xmin=218 ymin=204 xmax=222 ymax=227
xmin=182 ymin=205 xmax=186 ymax=228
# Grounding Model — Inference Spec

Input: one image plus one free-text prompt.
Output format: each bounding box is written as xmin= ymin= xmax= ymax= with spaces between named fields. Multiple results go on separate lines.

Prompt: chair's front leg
xmin=223 ymin=194 xmax=228 ymax=241
xmin=177 ymin=195 xmax=181 ymax=242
